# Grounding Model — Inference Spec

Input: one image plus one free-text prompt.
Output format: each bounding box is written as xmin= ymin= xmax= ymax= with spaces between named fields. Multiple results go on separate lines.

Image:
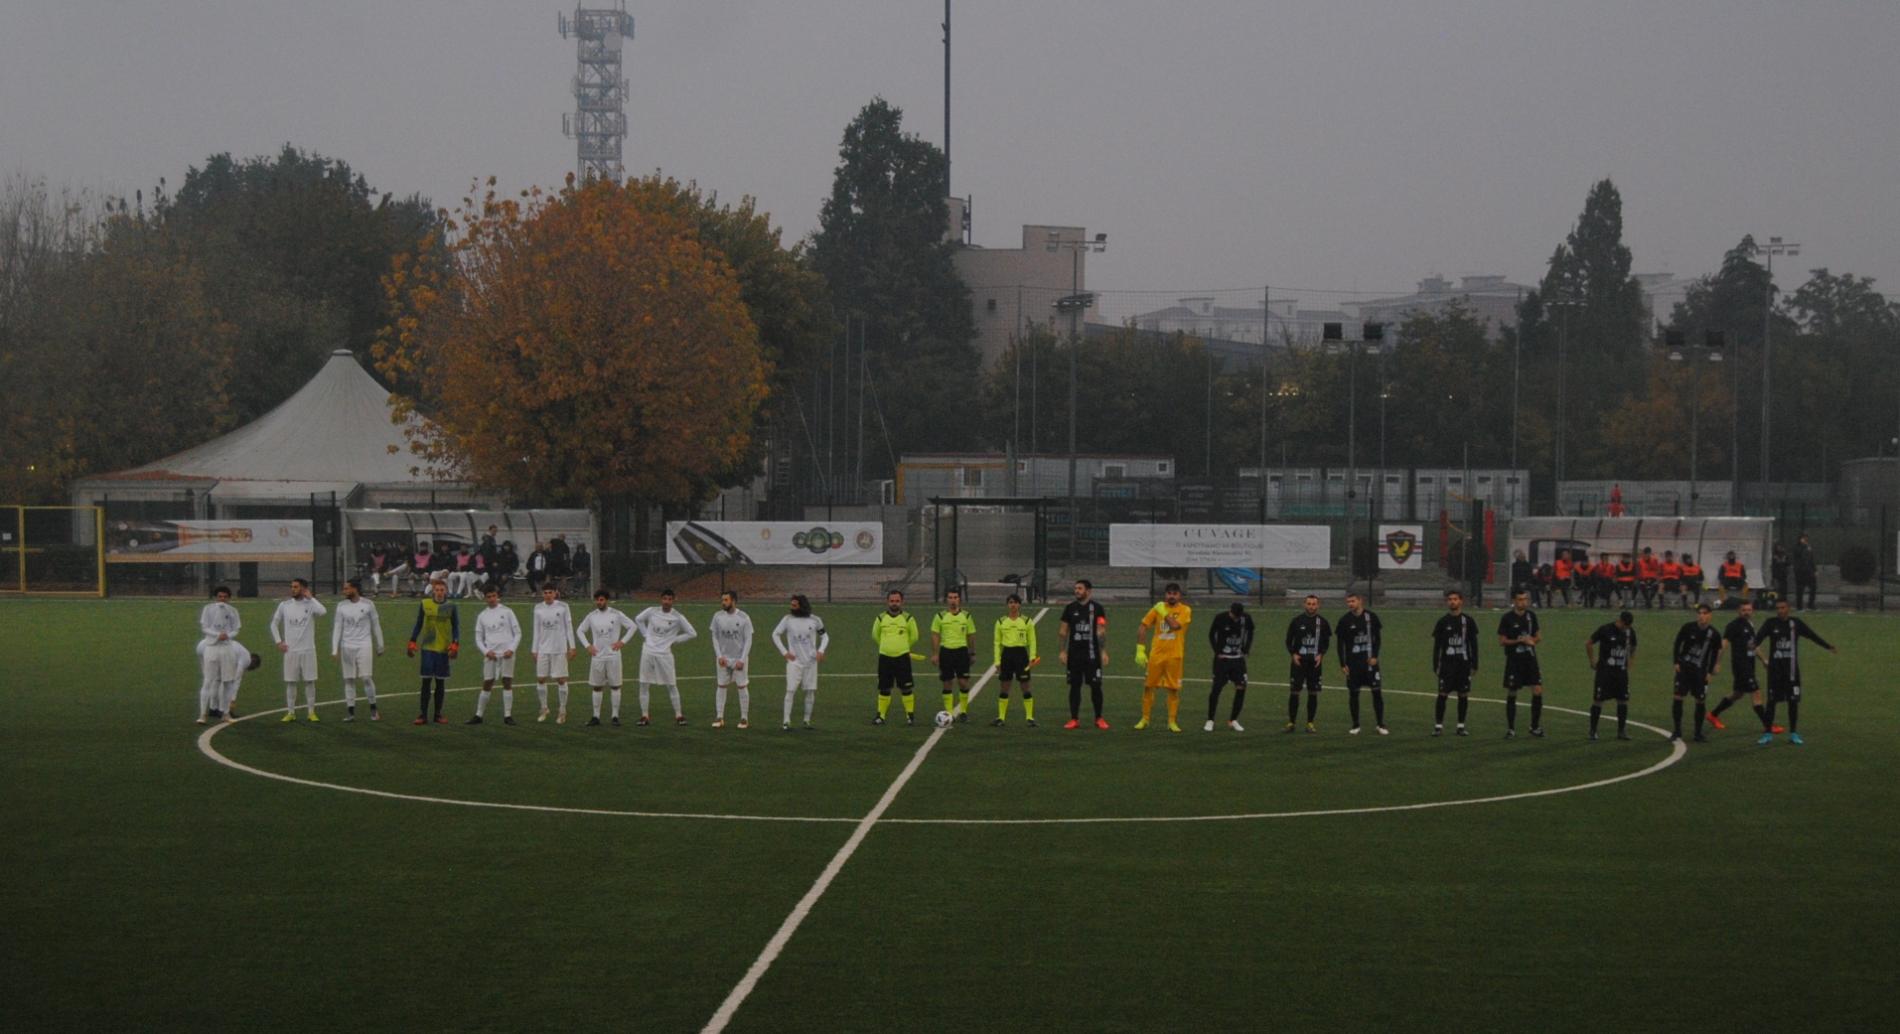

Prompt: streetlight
xmin=1325 ymin=321 xmax=1383 ymax=592
xmin=1753 ymin=235 xmax=1799 ymax=510
xmin=1048 ymin=232 xmax=1107 ymax=505
xmin=1544 ymin=291 xmax=1583 ymax=490
xmin=1665 ymin=329 xmax=1726 ymax=515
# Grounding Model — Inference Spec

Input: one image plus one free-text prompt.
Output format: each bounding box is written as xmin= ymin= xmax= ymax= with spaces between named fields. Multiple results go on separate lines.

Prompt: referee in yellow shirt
xmin=992 ymin=594 xmax=1039 ymax=726
xmin=1136 ymin=583 xmax=1193 ymax=732
xmin=932 ymin=588 xmax=979 ymax=722
xmin=872 ymin=590 xmax=920 ymax=726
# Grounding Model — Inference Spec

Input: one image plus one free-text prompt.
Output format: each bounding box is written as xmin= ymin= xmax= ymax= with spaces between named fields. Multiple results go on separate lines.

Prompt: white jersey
xmin=771 ymin=614 xmax=829 ymax=665
xmin=199 ymin=601 xmax=240 ymax=644
xmin=576 ymin=607 xmax=635 ymax=653
xmin=532 ymin=600 xmax=576 ymax=654
xmin=269 ymin=596 xmax=328 ymax=653
xmin=475 ymin=605 xmax=523 ymax=655
xmin=634 ymin=606 xmax=697 ymax=656
xmin=331 ymin=598 xmax=384 ymax=653
xmin=709 ymin=609 xmax=754 ymax=661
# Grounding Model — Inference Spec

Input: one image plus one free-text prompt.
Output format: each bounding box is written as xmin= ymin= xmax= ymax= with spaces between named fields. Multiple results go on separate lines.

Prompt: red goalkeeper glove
xmin=406 ymin=641 xmax=417 ymax=657
xmin=447 ymin=642 xmax=460 ymax=660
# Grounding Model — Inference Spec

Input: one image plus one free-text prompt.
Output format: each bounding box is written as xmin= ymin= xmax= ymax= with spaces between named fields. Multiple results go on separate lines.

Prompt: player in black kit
xmin=1705 ymin=601 xmax=1775 ymax=736
xmin=1057 ymin=580 xmax=1110 ymax=730
xmin=1204 ymin=602 xmax=1255 ymax=731
xmin=1671 ymin=604 xmax=1724 ymax=742
xmin=1585 ymin=611 xmax=1638 ymax=740
xmin=1754 ymin=598 xmax=1837 ymax=746
xmin=1430 ymin=591 xmax=1481 ymax=736
xmin=1496 ymin=589 xmax=1545 ymax=738
xmin=1336 ymin=592 xmax=1386 ymax=735
xmin=1284 ymin=595 xmax=1331 ymax=733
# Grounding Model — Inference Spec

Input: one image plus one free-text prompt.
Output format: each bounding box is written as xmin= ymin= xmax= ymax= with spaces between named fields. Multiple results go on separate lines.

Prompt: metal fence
xmin=2 ymin=505 xmax=105 ymax=596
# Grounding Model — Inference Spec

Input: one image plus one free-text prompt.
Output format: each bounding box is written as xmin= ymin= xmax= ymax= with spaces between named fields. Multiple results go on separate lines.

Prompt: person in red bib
xmin=1680 ymin=554 xmax=1704 ymax=608
xmin=1553 ymin=550 xmax=1575 ymax=607
xmin=1637 ymin=547 xmax=1663 ymax=608
xmin=1718 ymin=551 xmax=1749 ymax=604
xmin=1615 ymin=555 xmax=1639 ymax=608
xmin=1660 ymin=551 xmax=1684 ymax=609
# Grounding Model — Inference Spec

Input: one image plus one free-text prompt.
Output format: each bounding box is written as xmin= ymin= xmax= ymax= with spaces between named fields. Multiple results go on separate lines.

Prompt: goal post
xmin=2 ymin=505 xmax=106 ymax=597
xmin=927 ymin=497 xmax=1051 ymax=605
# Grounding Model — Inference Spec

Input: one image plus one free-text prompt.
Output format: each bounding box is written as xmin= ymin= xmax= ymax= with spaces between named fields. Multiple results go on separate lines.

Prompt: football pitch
xmin=5 ymin=595 xmax=1896 ymax=1032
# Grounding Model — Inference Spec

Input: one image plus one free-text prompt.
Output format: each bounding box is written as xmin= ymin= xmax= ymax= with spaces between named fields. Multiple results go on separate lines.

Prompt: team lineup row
xmin=190 ymin=576 xmax=1835 ymax=744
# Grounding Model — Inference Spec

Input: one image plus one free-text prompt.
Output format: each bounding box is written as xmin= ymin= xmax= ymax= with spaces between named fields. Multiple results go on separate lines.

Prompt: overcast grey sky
xmin=4 ymin=1 xmax=1895 ymax=301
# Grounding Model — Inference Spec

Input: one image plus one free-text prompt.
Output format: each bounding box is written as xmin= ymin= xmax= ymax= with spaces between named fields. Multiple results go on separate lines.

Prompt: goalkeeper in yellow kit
xmin=1135 ymin=582 xmax=1193 ymax=732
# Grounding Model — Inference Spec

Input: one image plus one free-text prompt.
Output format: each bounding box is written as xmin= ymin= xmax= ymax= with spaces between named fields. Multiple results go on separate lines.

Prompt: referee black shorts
xmin=997 ymin=645 xmax=1032 ymax=682
xmin=937 ymin=646 xmax=972 ymax=682
xmin=877 ymin=653 xmax=914 ymax=693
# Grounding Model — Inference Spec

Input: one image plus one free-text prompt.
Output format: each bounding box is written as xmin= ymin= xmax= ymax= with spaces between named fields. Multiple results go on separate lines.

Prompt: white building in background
xmin=897 ymin=452 xmax=1175 ymax=506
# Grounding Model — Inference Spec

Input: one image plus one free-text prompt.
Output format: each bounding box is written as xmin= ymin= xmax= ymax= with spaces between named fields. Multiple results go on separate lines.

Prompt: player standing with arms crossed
xmin=331 ymin=579 xmax=384 ymax=722
xmin=1204 ymin=602 xmax=1254 ymax=732
xmin=1135 ymin=583 xmax=1193 ymax=733
xmin=633 ymin=589 xmax=697 ymax=727
xmin=1754 ymin=599 xmax=1837 ymax=746
xmin=468 ymin=585 xmax=522 ymax=725
xmin=1058 ymin=580 xmax=1110 ymax=730
xmin=1497 ymin=588 xmax=1546 ymax=738
xmin=992 ymin=594 xmax=1039 ymax=727
xmin=932 ymin=589 xmax=979 ymax=723
xmin=1337 ymin=593 xmax=1386 ymax=735
xmin=1283 ymin=594 xmax=1330 ymax=733
xmin=531 ymin=585 xmax=577 ymax=723
xmin=576 ymin=589 xmax=634 ymax=726
xmin=271 ymin=578 xmax=328 ymax=723
xmin=709 ymin=591 xmax=755 ymax=729
xmin=1430 ymin=591 xmax=1481 ymax=737
xmin=773 ymin=594 xmax=828 ymax=730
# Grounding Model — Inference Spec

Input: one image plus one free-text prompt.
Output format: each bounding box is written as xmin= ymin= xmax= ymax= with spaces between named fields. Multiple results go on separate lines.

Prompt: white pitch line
xmin=698 ymin=607 xmax=1048 ymax=1034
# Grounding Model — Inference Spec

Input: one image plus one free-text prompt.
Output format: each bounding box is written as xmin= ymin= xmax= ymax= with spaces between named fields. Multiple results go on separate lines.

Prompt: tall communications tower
xmin=558 ymin=3 xmax=634 ymax=182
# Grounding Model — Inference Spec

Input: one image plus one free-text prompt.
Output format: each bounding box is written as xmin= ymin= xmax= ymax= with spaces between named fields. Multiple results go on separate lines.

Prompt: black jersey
xmin=1284 ymin=613 xmax=1332 ymax=661
xmin=1207 ymin=612 xmax=1255 ymax=660
xmin=1673 ymin=622 xmax=1723 ymax=671
xmin=1724 ymin=617 xmax=1757 ymax=677
xmin=1757 ymin=616 xmax=1832 ymax=680
xmin=1336 ymin=610 xmax=1382 ymax=667
xmin=1431 ymin=613 xmax=1481 ymax=672
xmin=1589 ymin=623 xmax=1638 ymax=670
xmin=1060 ymin=600 xmax=1108 ymax=663
xmin=1496 ymin=609 xmax=1540 ymax=658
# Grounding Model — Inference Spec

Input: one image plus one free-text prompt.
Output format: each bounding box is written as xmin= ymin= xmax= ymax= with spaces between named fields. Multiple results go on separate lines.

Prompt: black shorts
xmin=937 ymin=646 xmax=972 ymax=682
xmin=1066 ymin=654 xmax=1102 ymax=687
xmin=877 ymin=653 xmax=915 ymax=692
xmin=1436 ymin=665 xmax=1473 ymax=694
xmin=1344 ymin=663 xmax=1381 ymax=690
xmin=1593 ymin=669 xmax=1631 ymax=702
xmin=1212 ymin=656 xmax=1248 ymax=689
xmin=1720 ymin=576 xmax=1745 ymax=590
xmin=1730 ymin=670 xmax=1759 ymax=694
xmin=1767 ymin=670 xmax=1801 ymax=701
xmin=1503 ymin=654 xmax=1542 ymax=690
xmin=1288 ymin=659 xmax=1323 ymax=692
xmin=997 ymin=646 xmax=1033 ymax=682
xmin=1662 ymin=579 xmax=1681 ymax=593
xmin=1674 ymin=665 xmax=1709 ymax=699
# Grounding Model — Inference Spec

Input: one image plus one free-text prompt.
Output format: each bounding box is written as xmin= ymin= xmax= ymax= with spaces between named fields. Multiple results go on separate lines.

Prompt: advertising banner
xmin=666 ymin=521 xmax=883 ymax=566
xmin=1377 ymin=524 xmax=1426 ymax=569
xmin=106 ymin=520 xmax=314 ymax=563
xmin=1107 ymin=524 xmax=1330 ymax=569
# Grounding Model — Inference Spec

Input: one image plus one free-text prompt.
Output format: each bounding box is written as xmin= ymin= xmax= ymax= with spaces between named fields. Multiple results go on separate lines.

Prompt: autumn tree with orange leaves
xmin=376 ymin=178 xmax=768 ymax=506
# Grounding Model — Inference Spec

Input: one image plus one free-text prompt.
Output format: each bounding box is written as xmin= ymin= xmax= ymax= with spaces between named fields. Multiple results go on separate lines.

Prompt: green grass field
xmin=5 ymin=594 xmax=1896 ymax=1032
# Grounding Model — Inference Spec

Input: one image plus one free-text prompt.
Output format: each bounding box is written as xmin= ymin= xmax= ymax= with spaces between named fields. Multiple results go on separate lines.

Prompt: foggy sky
xmin=4 ymin=0 xmax=1895 ymax=303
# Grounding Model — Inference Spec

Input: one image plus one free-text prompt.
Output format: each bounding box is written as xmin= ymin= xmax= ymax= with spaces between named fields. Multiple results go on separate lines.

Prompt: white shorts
xmin=535 ymin=651 xmax=570 ymax=680
xmin=716 ymin=658 xmax=750 ymax=688
xmin=483 ymin=654 xmax=517 ymax=680
xmin=787 ymin=660 xmax=818 ymax=692
xmin=639 ymin=652 xmax=677 ymax=686
xmin=338 ymin=645 xmax=375 ymax=680
xmin=282 ymin=649 xmax=317 ymax=683
xmin=202 ymin=640 xmax=241 ymax=683
xmin=588 ymin=652 xmax=623 ymax=688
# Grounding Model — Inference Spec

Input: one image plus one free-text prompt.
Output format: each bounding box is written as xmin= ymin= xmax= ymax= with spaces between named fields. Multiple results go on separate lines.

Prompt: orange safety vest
xmin=1638 ymin=556 xmax=1662 ymax=579
xmin=1554 ymin=558 xmax=1573 ymax=580
xmin=1721 ymin=561 xmax=1744 ymax=579
xmin=1682 ymin=564 xmax=1703 ymax=580
xmin=1616 ymin=561 xmax=1637 ymax=583
xmin=1661 ymin=561 xmax=1682 ymax=580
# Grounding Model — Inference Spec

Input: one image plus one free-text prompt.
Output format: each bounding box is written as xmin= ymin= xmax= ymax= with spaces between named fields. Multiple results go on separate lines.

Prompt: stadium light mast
xmin=1049 ymin=232 xmax=1107 ymax=507
xmin=1544 ymin=291 xmax=1583 ymax=495
xmin=1666 ymin=330 xmax=1726 ymax=515
xmin=1753 ymin=235 xmax=1799 ymax=509
xmin=559 ymin=3 xmax=635 ymax=183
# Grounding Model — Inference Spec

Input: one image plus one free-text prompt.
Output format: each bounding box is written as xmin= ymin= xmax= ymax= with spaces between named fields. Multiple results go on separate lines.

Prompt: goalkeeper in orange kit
xmin=1135 ymin=583 xmax=1193 ymax=732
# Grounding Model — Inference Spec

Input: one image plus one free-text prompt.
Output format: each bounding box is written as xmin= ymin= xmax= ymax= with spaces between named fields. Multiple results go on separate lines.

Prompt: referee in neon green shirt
xmin=932 ymin=588 xmax=979 ymax=722
xmin=872 ymin=590 xmax=919 ymax=726
xmin=992 ymin=593 xmax=1039 ymax=726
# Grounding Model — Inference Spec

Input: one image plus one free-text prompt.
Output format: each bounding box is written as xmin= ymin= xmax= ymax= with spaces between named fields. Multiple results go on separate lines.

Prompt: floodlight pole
xmin=1047 ymin=233 xmax=1106 ymax=522
xmin=1755 ymin=235 xmax=1799 ymax=511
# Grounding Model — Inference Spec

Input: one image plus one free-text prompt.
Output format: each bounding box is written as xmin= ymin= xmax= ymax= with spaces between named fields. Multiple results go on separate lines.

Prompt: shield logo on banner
xmin=1385 ymin=529 xmax=1417 ymax=566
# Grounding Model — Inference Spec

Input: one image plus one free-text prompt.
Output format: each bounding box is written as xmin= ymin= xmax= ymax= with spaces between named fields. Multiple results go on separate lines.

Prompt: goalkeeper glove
xmin=447 ymin=642 xmax=460 ymax=660
xmin=406 ymin=641 xmax=418 ymax=657
xmin=1135 ymin=643 xmax=1149 ymax=667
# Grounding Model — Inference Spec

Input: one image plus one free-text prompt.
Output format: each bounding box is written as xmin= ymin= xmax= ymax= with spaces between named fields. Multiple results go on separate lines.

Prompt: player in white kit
xmin=576 ymin=589 xmax=635 ymax=727
xmin=469 ymin=584 xmax=523 ymax=725
xmin=330 ymin=578 xmax=385 ymax=721
xmin=771 ymin=594 xmax=829 ymax=731
xmin=198 ymin=585 xmax=243 ymax=722
xmin=531 ymin=584 xmax=578 ymax=723
xmin=270 ymin=578 xmax=328 ymax=722
xmin=709 ymin=590 xmax=755 ymax=729
xmin=195 ymin=637 xmax=260 ymax=722
xmin=633 ymin=588 xmax=698 ymax=726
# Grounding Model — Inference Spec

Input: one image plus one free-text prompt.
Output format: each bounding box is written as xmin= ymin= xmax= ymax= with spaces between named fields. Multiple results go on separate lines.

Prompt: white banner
xmin=1378 ymin=524 xmax=1426 ymax=569
xmin=1108 ymin=524 xmax=1330 ymax=569
xmin=106 ymin=519 xmax=314 ymax=563
xmin=666 ymin=521 xmax=883 ymax=566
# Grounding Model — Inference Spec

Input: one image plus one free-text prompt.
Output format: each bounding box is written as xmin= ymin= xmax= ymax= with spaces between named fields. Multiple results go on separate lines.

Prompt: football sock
xmin=1506 ymin=693 xmax=1518 ymax=730
xmin=1530 ymin=694 xmax=1543 ymax=729
xmin=432 ymin=679 xmax=446 ymax=717
xmin=783 ymin=689 xmax=795 ymax=725
xmin=1142 ymin=687 xmax=1156 ymax=721
xmin=1371 ymin=690 xmax=1385 ymax=726
xmin=1786 ymin=698 xmax=1799 ymax=731
xmin=1289 ymin=693 xmax=1301 ymax=724
xmin=900 ymin=691 xmax=915 ymax=715
xmin=738 ymin=688 xmax=750 ymax=720
xmin=304 ymin=683 xmax=317 ymax=712
xmin=803 ymin=689 xmax=816 ymax=722
xmin=557 ymin=683 xmax=570 ymax=710
xmin=1671 ymin=699 xmax=1683 ymax=735
xmin=1435 ymin=695 xmax=1448 ymax=724
xmin=1207 ymin=686 xmax=1223 ymax=722
xmin=1589 ymin=705 xmax=1602 ymax=734
xmin=1710 ymin=696 xmax=1733 ymax=716
xmin=1616 ymin=704 xmax=1628 ymax=734
xmin=1764 ymin=699 xmax=1778 ymax=730
xmin=1752 ymin=703 xmax=1769 ymax=730
xmin=667 ymin=685 xmax=682 ymax=718
xmin=998 ymin=694 xmax=1011 ymax=720
xmin=1304 ymin=693 xmax=1318 ymax=722
xmin=1229 ymin=687 xmax=1245 ymax=721
xmin=954 ymin=688 xmax=968 ymax=713
xmin=591 ymin=690 xmax=603 ymax=718
xmin=502 ymin=688 xmax=513 ymax=717
xmin=716 ymin=685 xmax=728 ymax=719
xmin=1023 ymin=695 xmax=1035 ymax=721
xmin=418 ymin=680 xmax=430 ymax=717
xmin=537 ymin=683 xmax=549 ymax=709
xmin=877 ymin=693 xmax=892 ymax=719
xmin=638 ymin=686 xmax=650 ymax=716
xmin=222 ymin=680 xmax=238 ymax=713
xmin=1456 ymin=695 xmax=1469 ymax=724
xmin=1069 ymin=683 xmax=1082 ymax=719
xmin=942 ymin=690 xmax=955 ymax=714
xmin=1090 ymin=682 xmax=1104 ymax=719
xmin=1166 ymin=689 xmax=1180 ymax=723
xmin=1693 ymin=698 xmax=1706 ymax=735
xmin=1348 ymin=689 xmax=1361 ymax=726
xmin=611 ymin=688 xmax=623 ymax=719
xmin=286 ymin=685 xmax=298 ymax=711
xmin=476 ymin=690 xmax=491 ymax=717
xmin=198 ymin=683 xmax=212 ymax=717
xmin=343 ymin=680 xmax=357 ymax=710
